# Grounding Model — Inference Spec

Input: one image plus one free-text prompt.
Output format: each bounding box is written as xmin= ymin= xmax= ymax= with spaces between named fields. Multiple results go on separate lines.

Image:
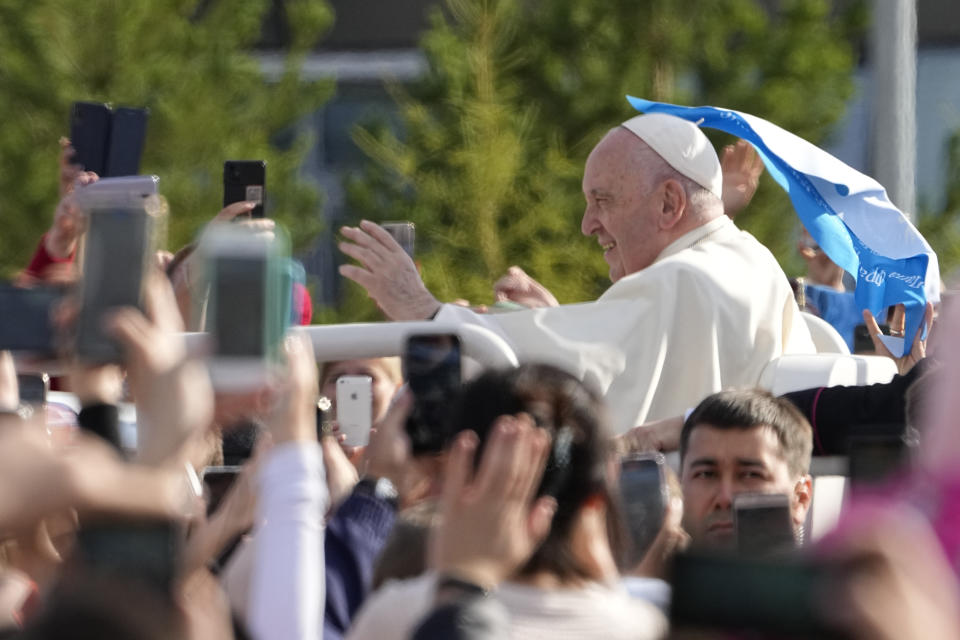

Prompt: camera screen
xmin=619 ymin=459 xmax=666 ymax=560
xmin=735 ymin=497 xmax=795 ymax=554
xmin=0 ymin=285 xmax=61 ymax=354
xmin=77 ymin=208 xmax=151 ymax=360
xmin=404 ymin=334 xmax=461 ymax=452
xmin=213 ymin=256 xmax=266 ymax=357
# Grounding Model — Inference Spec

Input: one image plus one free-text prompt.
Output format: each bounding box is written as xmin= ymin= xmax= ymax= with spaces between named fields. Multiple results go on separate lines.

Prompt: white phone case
xmin=336 ymin=375 xmax=373 ymax=446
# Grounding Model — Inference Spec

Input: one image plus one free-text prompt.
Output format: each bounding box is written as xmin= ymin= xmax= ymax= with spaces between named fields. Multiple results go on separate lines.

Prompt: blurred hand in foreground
xmin=430 ymin=414 xmax=555 ymax=590
xmin=106 ymin=272 xmax=214 ymax=465
xmin=265 ymin=331 xmax=319 ymax=445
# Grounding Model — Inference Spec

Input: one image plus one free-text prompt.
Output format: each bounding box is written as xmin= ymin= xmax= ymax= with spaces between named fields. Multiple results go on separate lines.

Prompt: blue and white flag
xmin=628 ymin=96 xmax=940 ymax=356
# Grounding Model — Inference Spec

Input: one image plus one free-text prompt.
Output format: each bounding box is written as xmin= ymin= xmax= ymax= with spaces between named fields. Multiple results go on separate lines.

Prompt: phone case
xmin=223 ymin=160 xmax=267 ymax=218
xmin=337 ymin=376 xmax=373 ymax=446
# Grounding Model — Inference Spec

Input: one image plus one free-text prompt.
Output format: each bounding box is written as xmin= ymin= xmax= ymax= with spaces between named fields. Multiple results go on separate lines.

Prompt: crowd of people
xmin=0 ymin=111 xmax=958 ymax=640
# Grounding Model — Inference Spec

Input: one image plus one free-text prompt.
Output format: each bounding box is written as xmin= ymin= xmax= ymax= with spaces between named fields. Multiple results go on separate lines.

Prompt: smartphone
xmin=70 ymin=101 xmax=112 ymax=175
xmin=403 ymin=333 xmax=462 ymax=453
xmin=203 ymin=225 xmax=288 ymax=390
xmin=670 ymin=551 xmax=846 ymax=638
xmin=223 ymin=160 xmax=266 ymax=219
xmin=733 ymin=493 xmax=796 ymax=555
xmin=17 ymin=373 xmax=49 ymax=407
xmin=619 ymin=453 xmax=669 ymax=565
xmin=74 ymin=175 xmax=160 ymax=211
xmin=202 ymin=465 xmax=243 ymax=516
xmin=75 ymin=206 xmax=158 ymax=363
xmin=853 ymin=322 xmax=891 ymax=354
xmin=847 ymin=433 xmax=913 ymax=487
xmin=105 ymin=107 xmax=149 ymax=177
xmin=337 ymin=375 xmax=373 ymax=446
xmin=381 ymin=222 xmax=415 ymax=259
xmin=75 ymin=522 xmax=180 ymax=594
xmin=0 ymin=284 xmax=63 ymax=356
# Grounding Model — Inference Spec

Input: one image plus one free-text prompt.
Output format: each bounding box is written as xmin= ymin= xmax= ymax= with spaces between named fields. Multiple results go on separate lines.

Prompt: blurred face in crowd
xmin=680 ymin=423 xmax=812 ymax=549
xmin=320 ymin=357 xmax=403 ymax=423
xmin=581 ymin=129 xmax=668 ymax=283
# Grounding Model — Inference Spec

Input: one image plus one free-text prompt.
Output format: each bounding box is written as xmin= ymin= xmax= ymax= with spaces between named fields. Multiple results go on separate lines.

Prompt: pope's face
xmin=581 ymin=129 xmax=664 ymax=282
xmin=680 ymin=424 xmax=808 ymax=550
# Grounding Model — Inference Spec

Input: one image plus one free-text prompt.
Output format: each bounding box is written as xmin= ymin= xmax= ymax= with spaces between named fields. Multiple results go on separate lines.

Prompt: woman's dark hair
xmin=446 ymin=363 xmax=625 ymax=581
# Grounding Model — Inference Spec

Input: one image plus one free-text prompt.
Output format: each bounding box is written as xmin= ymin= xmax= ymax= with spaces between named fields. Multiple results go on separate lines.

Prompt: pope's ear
xmin=659 ymin=179 xmax=687 ymax=230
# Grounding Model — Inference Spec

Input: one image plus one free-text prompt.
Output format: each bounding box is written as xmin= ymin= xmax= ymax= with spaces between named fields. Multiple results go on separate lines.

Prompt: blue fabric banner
xmin=628 ymin=97 xmax=939 ymax=355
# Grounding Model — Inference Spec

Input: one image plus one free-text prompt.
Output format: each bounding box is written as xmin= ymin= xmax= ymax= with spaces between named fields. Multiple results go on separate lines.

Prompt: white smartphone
xmin=336 ymin=375 xmax=373 ymax=446
xmin=74 ymin=175 xmax=159 ymax=211
xmin=201 ymin=225 xmax=285 ymax=391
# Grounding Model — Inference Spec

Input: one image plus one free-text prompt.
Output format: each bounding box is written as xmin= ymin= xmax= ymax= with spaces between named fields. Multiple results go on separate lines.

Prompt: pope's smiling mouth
xmin=602 ymin=242 xmax=616 ymax=253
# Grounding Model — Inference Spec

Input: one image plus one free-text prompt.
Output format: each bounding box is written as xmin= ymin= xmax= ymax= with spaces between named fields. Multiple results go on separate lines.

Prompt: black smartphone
xmin=223 ymin=160 xmax=266 ymax=219
xmin=381 ymin=222 xmax=416 ymax=259
xmin=75 ymin=522 xmax=180 ymax=595
xmin=670 ymin=551 xmax=847 ymax=638
xmin=202 ymin=466 xmax=243 ymax=516
xmin=403 ymin=333 xmax=462 ymax=453
xmin=0 ymin=284 xmax=63 ymax=356
xmin=105 ymin=107 xmax=149 ymax=177
xmin=733 ymin=492 xmax=796 ymax=555
xmin=847 ymin=433 xmax=913 ymax=487
xmin=853 ymin=322 xmax=890 ymax=354
xmin=70 ymin=101 xmax=112 ymax=175
xmin=619 ymin=453 xmax=668 ymax=566
xmin=17 ymin=373 xmax=49 ymax=407
xmin=75 ymin=207 xmax=154 ymax=363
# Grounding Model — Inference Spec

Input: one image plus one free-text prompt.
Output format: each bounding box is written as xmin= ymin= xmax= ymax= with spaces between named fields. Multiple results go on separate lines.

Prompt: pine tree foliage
xmin=346 ymin=0 xmax=867 ymax=311
xmin=0 ymin=0 xmax=333 ymax=277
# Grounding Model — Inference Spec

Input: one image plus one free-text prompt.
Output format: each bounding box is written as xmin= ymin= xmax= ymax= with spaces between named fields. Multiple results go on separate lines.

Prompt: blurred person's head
xmin=581 ymin=114 xmax=724 ymax=283
xmin=21 ymin=571 xmax=183 ymax=640
xmin=447 ymin=364 xmax=626 ymax=584
xmin=319 ymin=357 xmax=403 ymax=423
xmin=679 ymin=389 xmax=813 ymax=550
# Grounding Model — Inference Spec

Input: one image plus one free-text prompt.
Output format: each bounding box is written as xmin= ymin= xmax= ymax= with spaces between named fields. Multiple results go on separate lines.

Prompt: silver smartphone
xmin=381 ymin=221 xmax=415 ymax=259
xmin=336 ymin=375 xmax=373 ymax=446
xmin=202 ymin=225 xmax=286 ymax=391
xmin=75 ymin=205 xmax=158 ymax=363
xmin=619 ymin=453 xmax=669 ymax=565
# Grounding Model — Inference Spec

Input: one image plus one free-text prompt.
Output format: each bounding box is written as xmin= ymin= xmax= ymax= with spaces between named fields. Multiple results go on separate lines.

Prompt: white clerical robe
xmin=436 ymin=216 xmax=815 ymax=434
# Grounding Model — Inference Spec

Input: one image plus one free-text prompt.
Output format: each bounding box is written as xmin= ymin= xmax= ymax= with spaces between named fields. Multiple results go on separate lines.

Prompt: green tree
xmin=919 ymin=129 xmax=960 ymax=282
xmin=345 ymin=0 xmax=865 ymax=313
xmin=0 ymin=0 xmax=333 ymax=277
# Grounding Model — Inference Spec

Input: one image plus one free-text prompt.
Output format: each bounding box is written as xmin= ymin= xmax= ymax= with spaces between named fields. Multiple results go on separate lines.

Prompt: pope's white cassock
xmin=436 ymin=215 xmax=815 ymax=434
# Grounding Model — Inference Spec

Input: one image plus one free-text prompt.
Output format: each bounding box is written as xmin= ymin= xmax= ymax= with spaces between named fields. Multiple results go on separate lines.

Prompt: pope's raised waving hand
xmin=338 ymin=220 xmax=442 ymax=321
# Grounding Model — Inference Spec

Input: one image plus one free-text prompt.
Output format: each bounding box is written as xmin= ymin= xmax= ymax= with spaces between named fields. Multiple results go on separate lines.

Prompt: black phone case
xmin=70 ymin=101 xmax=112 ymax=175
xmin=106 ymin=107 xmax=149 ymax=177
xmin=223 ymin=160 xmax=267 ymax=218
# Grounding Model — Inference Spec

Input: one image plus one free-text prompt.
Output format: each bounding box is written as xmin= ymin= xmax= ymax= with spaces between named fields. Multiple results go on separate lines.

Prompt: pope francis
xmin=338 ymin=113 xmax=815 ymax=434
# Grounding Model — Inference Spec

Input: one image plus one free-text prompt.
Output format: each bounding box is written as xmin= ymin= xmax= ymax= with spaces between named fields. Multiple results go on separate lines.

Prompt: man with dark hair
xmin=679 ymin=389 xmax=813 ymax=550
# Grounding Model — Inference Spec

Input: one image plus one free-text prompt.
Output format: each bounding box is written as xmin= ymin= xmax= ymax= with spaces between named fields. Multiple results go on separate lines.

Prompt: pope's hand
xmin=338 ymin=220 xmax=441 ymax=321
xmin=494 ymin=266 xmax=559 ymax=308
